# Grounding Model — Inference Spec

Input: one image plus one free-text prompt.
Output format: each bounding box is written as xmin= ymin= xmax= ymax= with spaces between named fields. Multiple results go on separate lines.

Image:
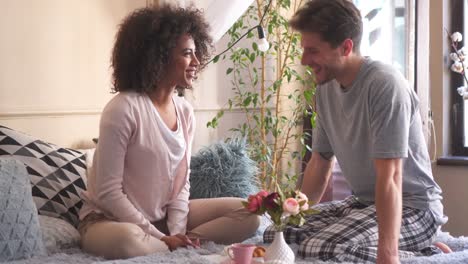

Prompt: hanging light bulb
xmin=257 ymin=25 xmax=269 ymax=52
xmin=202 ymin=1 xmax=273 ymax=66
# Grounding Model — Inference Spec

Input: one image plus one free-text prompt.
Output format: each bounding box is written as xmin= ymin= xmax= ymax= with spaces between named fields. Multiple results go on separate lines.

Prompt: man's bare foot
xmin=434 ymin=241 xmax=453 ymax=253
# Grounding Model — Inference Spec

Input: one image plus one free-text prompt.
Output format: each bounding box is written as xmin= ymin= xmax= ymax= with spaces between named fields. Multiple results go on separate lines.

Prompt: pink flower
xmin=300 ymin=201 xmax=309 ymax=211
xmin=257 ymin=190 xmax=269 ymax=198
xmin=296 ymin=191 xmax=309 ymax=211
xmin=245 ymin=190 xmax=270 ymax=213
xmin=246 ymin=194 xmax=263 ymax=213
xmin=243 ymin=189 xmax=318 ymax=229
xmin=283 ymin=198 xmax=300 ymax=216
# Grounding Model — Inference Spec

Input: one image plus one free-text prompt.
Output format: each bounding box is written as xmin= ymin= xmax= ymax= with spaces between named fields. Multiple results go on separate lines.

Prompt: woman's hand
xmin=160 ymin=234 xmax=200 ymax=251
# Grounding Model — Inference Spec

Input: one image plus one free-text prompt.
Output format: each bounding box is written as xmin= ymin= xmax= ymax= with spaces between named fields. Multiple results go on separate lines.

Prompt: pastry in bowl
xmin=252 ymin=246 xmax=266 ymax=257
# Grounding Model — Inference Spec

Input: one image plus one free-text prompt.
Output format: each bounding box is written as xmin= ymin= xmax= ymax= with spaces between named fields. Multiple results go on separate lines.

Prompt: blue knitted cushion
xmin=189 ymin=139 xmax=259 ymax=199
xmin=0 ymin=158 xmax=46 ymax=261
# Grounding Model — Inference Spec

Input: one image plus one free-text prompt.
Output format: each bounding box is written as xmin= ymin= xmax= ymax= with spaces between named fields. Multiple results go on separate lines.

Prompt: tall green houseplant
xmin=207 ymin=0 xmax=316 ymax=192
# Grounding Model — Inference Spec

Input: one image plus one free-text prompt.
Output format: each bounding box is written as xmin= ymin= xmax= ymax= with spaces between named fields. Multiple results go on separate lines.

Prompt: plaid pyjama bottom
xmin=263 ymin=196 xmax=439 ymax=263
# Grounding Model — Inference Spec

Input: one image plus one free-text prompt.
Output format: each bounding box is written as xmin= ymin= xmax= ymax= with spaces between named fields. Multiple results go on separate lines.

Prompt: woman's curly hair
xmin=111 ymin=4 xmax=213 ymax=94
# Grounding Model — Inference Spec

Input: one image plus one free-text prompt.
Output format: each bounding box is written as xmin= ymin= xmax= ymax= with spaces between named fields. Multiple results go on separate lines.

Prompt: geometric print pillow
xmin=0 ymin=125 xmax=87 ymax=228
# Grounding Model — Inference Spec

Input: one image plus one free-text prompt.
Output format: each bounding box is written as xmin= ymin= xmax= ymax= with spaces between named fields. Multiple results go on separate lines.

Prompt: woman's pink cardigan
xmin=79 ymin=92 xmax=194 ymax=239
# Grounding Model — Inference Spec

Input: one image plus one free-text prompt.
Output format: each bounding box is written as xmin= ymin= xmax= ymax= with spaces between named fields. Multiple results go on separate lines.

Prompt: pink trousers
xmin=78 ymin=197 xmax=260 ymax=259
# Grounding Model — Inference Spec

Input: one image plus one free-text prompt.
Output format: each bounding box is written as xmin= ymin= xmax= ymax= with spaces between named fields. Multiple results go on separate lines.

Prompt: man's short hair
xmin=289 ymin=0 xmax=363 ymax=52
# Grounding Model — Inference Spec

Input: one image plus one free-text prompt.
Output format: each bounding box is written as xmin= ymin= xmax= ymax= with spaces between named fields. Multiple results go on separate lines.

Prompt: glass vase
xmin=264 ymin=231 xmax=295 ymax=264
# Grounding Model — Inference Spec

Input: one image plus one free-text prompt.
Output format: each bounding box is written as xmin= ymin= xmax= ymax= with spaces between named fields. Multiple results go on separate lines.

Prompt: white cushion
xmin=38 ymin=215 xmax=80 ymax=254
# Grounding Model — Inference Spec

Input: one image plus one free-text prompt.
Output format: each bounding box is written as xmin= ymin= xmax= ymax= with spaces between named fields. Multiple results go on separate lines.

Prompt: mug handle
xmin=226 ymin=247 xmax=234 ymax=259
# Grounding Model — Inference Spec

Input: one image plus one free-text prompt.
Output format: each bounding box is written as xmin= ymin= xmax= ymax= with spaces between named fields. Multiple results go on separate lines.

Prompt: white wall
xmin=0 ymin=0 xmax=146 ymax=148
xmin=187 ymin=34 xmax=247 ymax=152
xmin=0 ymin=0 xmax=241 ymax=151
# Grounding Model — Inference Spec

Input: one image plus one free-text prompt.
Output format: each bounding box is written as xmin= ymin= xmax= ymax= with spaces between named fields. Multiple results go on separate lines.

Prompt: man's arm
xmin=301 ymin=152 xmax=335 ymax=204
xmin=374 ymin=158 xmax=402 ymax=264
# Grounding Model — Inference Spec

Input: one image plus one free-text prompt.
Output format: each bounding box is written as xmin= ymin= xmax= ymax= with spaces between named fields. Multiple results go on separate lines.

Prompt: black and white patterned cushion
xmin=0 ymin=126 xmax=86 ymax=227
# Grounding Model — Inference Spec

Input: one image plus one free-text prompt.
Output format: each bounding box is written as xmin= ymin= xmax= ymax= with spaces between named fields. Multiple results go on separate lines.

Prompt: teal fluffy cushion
xmin=189 ymin=139 xmax=259 ymax=199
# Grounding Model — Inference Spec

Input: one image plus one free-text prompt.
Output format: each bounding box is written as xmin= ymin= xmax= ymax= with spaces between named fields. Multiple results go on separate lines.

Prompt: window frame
xmin=450 ymin=0 xmax=468 ymax=156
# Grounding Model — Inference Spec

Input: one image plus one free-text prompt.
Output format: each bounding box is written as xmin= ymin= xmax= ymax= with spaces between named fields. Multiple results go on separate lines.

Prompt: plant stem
xmin=271 ymin=0 xmax=282 ymax=192
xmin=256 ymin=0 xmax=268 ymax=190
xmin=270 ymin=0 xmax=303 ymax=191
xmin=233 ymin=63 xmax=255 ymax=143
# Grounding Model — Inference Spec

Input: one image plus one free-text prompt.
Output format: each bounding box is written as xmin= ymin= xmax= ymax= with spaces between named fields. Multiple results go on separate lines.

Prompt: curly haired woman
xmin=78 ymin=4 xmax=260 ymax=259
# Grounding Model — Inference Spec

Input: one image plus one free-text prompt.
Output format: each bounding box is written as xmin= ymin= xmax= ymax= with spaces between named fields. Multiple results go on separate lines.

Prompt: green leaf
xmin=310 ymin=112 xmax=317 ymax=128
xmin=268 ymin=24 xmax=274 ymax=34
xmin=303 ymin=208 xmax=320 ymax=215
xmin=252 ymin=42 xmax=258 ymax=51
xmin=206 ymin=117 xmax=219 ymax=128
xmin=226 ymin=68 xmax=233 ymax=75
xmin=304 ymin=89 xmax=314 ymax=103
xmin=288 ymin=216 xmax=300 ymax=226
xmin=298 ymin=217 xmax=305 ymax=226
xmin=249 ymin=53 xmax=256 ymax=63
xmin=243 ymin=97 xmax=252 ymax=107
xmin=217 ymin=110 xmax=225 ymax=119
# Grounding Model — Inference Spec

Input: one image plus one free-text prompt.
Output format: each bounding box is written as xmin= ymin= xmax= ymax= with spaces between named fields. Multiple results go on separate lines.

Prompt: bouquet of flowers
xmin=242 ymin=189 xmax=318 ymax=231
xmin=448 ymin=31 xmax=468 ymax=99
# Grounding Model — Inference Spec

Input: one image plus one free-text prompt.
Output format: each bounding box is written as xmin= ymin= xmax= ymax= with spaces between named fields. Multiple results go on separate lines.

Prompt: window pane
xmin=354 ymin=0 xmax=414 ymax=84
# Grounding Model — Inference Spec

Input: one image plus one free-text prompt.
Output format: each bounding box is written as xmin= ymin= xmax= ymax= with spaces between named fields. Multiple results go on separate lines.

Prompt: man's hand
xmin=160 ymin=234 xmax=200 ymax=251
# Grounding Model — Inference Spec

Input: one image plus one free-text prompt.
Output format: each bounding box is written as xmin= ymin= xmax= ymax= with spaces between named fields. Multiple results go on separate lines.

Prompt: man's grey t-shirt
xmin=312 ymin=57 xmax=447 ymax=225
